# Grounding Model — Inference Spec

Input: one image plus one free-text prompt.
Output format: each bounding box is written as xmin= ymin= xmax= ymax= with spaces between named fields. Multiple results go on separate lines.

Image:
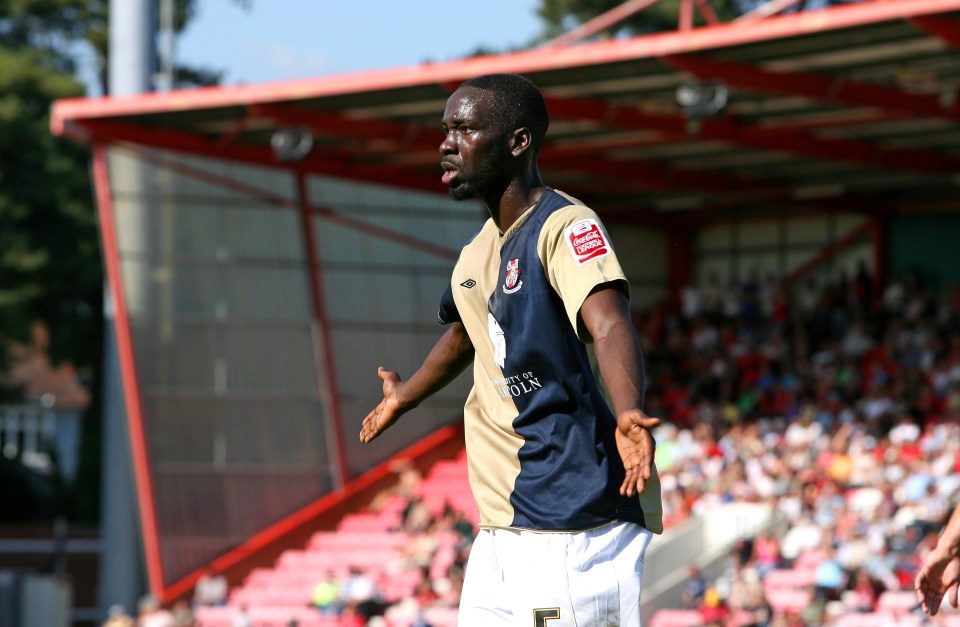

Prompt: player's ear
xmin=510 ymin=127 xmax=533 ymax=157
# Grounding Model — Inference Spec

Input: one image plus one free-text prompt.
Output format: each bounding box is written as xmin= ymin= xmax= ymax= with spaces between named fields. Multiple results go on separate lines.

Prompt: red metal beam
xmin=695 ymin=0 xmax=720 ymax=25
xmin=542 ymin=0 xmax=662 ymax=47
xmin=910 ymin=15 xmax=960 ymax=47
xmin=782 ymin=220 xmax=874 ymax=287
xmin=296 ymin=171 xmax=350 ymax=491
xmin=254 ymin=102 xmax=788 ymax=197
xmin=737 ymin=0 xmax=804 ymax=24
xmin=123 ymin=145 xmax=461 ymax=261
xmin=546 ymin=92 xmax=960 ymax=175
xmin=680 ymin=0 xmax=695 ymax=30
xmin=252 ymin=104 xmax=440 ymax=148
xmin=77 ymin=119 xmax=443 ymax=194
xmin=92 ymin=144 xmax=166 ymax=595
xmin=662 ymin=53 xmax=960 ymax=120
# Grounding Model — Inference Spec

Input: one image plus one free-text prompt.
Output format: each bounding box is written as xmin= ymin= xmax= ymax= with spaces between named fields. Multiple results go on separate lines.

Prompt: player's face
xmin=439 ymin=86 xmax=512 ymax=201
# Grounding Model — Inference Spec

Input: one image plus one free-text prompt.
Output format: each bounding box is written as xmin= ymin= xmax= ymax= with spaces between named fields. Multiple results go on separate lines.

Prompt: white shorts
xmin=458 ymin=520 xmax=654 ymax=627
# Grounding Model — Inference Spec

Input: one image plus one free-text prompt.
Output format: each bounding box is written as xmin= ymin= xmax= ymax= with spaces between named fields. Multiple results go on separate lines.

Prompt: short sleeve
xmin=537 ymin=205 xmax=628 ymax=339
xmin=437 ymin=283 xmax=461 ymax=325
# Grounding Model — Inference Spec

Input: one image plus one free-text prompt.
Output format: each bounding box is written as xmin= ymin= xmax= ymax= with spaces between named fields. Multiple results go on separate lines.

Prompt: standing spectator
xmin=102 ymin=604 xmax=134 ymax=627
xmin=193 ymin=568 xmax=228 ymax=607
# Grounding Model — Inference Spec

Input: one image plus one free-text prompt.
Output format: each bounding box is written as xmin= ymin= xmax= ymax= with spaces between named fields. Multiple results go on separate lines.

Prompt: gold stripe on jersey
xmin=450 ymin=217 xmax=523 ymax=529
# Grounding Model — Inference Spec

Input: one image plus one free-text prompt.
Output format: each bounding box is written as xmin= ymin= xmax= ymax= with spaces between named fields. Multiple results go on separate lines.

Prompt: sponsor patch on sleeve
xmin=564 ymin=218 xmax=610 ymax=265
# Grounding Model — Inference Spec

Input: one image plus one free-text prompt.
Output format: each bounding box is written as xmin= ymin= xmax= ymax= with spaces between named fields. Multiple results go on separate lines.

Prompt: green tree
xmin=0 ymin=0 xmax=243 ymax=522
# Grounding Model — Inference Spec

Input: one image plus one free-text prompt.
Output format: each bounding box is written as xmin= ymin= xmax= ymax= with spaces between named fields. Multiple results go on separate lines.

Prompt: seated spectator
xmin=171 ymin=599 xmax=194 ymax=627
xmin=681 ymin=565 xmax=706 ymax=609
xmin=311 ymin=569 xmax=340 ymax=615
xmin=340 ymin=566 xmax=383 ymax=620
xmin=137 ymin=596 xmax=174 ymax=627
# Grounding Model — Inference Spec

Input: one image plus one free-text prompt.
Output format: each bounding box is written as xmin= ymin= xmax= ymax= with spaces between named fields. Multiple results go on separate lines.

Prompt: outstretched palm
xmin=615 ymin=409 xmax=661 ymax=497
xmin=360 ymin=367 xmax=405 ymax=443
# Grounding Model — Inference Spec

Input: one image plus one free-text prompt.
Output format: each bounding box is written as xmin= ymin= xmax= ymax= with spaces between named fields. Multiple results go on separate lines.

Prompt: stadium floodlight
xmin=271 ymin=125 xmax=314 ymax=162
xmin=675 ymin=81 xmax=729 ymax=121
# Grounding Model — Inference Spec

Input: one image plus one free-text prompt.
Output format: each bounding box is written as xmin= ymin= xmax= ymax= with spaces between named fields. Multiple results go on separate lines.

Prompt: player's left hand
xmin=916 ymin=551 xmax=960 ymax=615
xmin=615 ymin=409 xmax=661 ymax=498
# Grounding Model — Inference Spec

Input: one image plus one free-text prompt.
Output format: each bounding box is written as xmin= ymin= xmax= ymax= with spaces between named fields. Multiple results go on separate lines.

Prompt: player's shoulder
xmin=537 ymin=189 xmax=605 ymax=236
xmin=541 ymin=188 xmax=601 ymax=223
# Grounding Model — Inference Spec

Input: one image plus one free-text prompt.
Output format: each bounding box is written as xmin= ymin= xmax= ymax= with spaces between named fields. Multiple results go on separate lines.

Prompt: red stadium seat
xmin=875 ymin=589 xmax=920 ymax=615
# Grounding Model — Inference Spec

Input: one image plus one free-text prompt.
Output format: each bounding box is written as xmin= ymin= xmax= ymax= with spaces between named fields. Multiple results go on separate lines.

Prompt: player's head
xmin=460 ymin=74 xmax=549 ymax=156
xmin=440 ymin=74 xmax=548 ymax=201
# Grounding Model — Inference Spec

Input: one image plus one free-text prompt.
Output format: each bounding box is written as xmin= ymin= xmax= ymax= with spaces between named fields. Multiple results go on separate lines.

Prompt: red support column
xmin=92 ymin=143 xmax=166 ymax=596
xmin=680 ymin=0 xmax=695 ymax=30
xmin=668 ymin=226 xmax=693 ymax=312
xmin=295 ymin=171 xmax=350 ymax=489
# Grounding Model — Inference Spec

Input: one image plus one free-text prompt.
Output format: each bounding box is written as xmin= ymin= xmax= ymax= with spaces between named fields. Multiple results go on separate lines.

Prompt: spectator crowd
xmin=104 ymin=263 xmax=960 ymax=626
xmin=645 ymin=265 xmax=960 ymax=625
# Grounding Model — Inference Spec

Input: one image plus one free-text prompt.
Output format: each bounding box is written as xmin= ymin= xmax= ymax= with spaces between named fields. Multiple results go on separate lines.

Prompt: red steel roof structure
xmin=55 ymin=0 xmax=960 ymax=222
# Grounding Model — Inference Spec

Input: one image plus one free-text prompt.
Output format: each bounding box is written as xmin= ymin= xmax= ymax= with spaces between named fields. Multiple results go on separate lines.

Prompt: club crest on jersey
xmin=565 ymin=218 xmax=610 ymax=265
xmin=502 ymin=258 xmax=522 ymax=294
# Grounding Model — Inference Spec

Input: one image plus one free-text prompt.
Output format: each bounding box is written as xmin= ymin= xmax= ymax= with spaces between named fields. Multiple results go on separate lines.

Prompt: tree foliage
xmin=0 ymin=0 xmax=245 ymax=521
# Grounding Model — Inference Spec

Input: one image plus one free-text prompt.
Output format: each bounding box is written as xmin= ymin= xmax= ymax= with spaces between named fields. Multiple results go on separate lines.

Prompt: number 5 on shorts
xmin=533 ymin=608 xmax=560 ymax=626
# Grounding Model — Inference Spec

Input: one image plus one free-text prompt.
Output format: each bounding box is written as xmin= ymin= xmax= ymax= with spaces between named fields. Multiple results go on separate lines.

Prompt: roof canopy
xmin=52 ymin=0 xmax=960 ymax=225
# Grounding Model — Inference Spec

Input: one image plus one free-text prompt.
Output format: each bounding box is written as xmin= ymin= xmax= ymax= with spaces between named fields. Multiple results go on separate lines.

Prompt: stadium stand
xmin=193 ymin=271 xmax=960 ymax=627
xmin=645 ymin=270 xmax=960 ymax=626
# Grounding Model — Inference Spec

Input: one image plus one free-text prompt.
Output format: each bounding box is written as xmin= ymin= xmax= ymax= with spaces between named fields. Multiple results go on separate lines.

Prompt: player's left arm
xmin=580 ymin=286 xmax=661 ymax=498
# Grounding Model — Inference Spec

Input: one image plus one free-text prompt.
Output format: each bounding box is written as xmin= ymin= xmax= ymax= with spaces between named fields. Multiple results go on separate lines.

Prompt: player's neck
xmin=487 ymin=171 xmax=545 ymax=234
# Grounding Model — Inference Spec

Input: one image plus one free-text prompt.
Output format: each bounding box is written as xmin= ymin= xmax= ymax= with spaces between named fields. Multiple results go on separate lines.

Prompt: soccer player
xmin=360 ymin=73 xmax=663 ymax=626
xmin=916 ymin=504 xmax=960 ymax=615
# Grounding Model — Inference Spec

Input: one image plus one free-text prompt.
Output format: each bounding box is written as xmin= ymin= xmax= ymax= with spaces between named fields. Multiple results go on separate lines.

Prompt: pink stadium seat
xmin=762 ymin=568 xmax=815 ymax=590
xmin=876 ymin=589 xmax=919 ymax=615
xmin=194 ymin=606 xmax=234 ymax=627
xmin=764 ymin=587 xmax=811 ymax=613
xmin=794 ymin=549 xmax=826 ymax=570
xmin=834 ymin=611 xmax=922 ymax=627
xmin=422 ymin=606 xmax=460 ymax=627
xmin=649 ymin=608 xmax=704 ymax=627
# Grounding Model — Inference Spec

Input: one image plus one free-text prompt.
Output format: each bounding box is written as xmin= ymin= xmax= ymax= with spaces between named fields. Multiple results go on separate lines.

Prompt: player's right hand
xmin=360 ymin=367 xmax=405 ymax=443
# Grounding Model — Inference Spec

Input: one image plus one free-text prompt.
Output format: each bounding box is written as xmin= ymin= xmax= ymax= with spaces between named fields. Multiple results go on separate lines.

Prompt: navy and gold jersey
xmin=438 ymin=188 xmax=663 ymax=534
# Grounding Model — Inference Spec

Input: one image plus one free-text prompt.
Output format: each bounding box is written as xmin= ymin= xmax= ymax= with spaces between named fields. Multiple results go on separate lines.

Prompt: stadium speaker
xmin=675 ymin=81 xmax=729 ymax=121
xmin=271 ymin=126 xmax=314 ymax=162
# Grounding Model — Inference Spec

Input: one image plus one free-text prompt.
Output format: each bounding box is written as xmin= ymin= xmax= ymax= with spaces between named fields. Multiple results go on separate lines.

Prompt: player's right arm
xmin=360 ymin=321 xmax=474 ymax=443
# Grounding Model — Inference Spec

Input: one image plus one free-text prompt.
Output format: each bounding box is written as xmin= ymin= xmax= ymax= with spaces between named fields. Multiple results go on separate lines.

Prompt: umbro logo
xmin=460 ymin=279 xmax=477 ymax=289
